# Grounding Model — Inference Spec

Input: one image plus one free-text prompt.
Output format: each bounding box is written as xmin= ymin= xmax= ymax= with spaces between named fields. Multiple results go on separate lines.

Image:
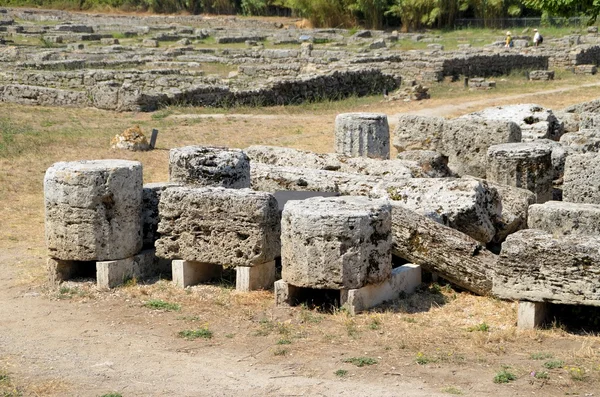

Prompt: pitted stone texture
xmin=169 ymin=146 xmax=250 ymax=188
xmin=563 ymin=153 xmax=600 ymax=203
xmin=553 ymin=110 xmax=580 ymax=133
xmin=493 ymin=229 xmax=600 ymax=306
xmin=528 ymin=201 xmax=600 ymax=237
xmin=281 ymin=196 xmax=392 ymax=290
xmin=251 ymin=163 xmax=388 ymax=196
xmin=155 ymin=187 xmax=280 ymax=266
xmin=442 ymin=118 xmax=522 ymax=178
xmin=579 ymin=112 xmax=600 ymax=130
xmin=395 ymin=150 xmax=453 ymax=178
xmin=372 ymin=178 xmax=501 ymax=244
xmin=560 ymin=130 xmax=600 ymax=153
xmin=463 ymin=104 xmax=563 ymax=142
xmin=334 ymin=113 xmax=390 ymax=159
xmin=246 ymin=145 xmax=425 ymax=179
xmin=392 ymin=114 xmax=445 ymax=152
xmin=486 ymin=142 xmax=553 ymax=203
xmin=142 ymin=182 xmax=182 ymax=249
xmin=44 ymin=160 xmax=143 ymax=261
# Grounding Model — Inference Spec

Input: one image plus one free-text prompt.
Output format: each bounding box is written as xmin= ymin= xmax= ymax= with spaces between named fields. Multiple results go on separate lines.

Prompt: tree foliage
xmin=523 ymin=0 xmax=600 ymax=23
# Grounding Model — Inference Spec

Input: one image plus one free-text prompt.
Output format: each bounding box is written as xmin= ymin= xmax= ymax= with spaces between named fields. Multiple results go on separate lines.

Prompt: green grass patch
xmin=441 ymin=386 xmax=463 ymax=395
xmin=334 ymin=369 xmax=348 ymax=377
xmin=493 ymin=368 xmax=517 ymax=384
xmin=277 ymin=338 xmax=292 ymax=345
xmin=543 ymin=360 xmax=564 ymax=369
xmin=144 ymin=299 xmax=181 ymax=311
xmin=467 ymin=322 xmax=490 ymax=332
xmin=273 ymin=347 xmax=288 ymax=356
xmin=178 ymin=327 xmax=213 ymax=340
xmin=530 ymin=352 xmax=554 ymax=360
xmin=343 ymin=357 xmax=378 ymax=367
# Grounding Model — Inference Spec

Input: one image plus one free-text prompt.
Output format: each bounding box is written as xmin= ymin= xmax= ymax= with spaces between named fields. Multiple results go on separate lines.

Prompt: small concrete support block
xmin=334 ymin=113 xmax=390 ymax=159
xmin=47 ymin=258 xmax=77 ymax=286
xmin=172 ymin=259 xmax=222 ymax=288
xmin=517 ymin=301 xmax=548 ymax=329
xmin=96 ymin=257 xmax=135 ymax=289
xmin=274 ymin=279 xmax=302 ymax=306
xmin=341 ymin=264 xmax=422 ymax=315
xmin=236 ymin=260 xmax=276 ymax=292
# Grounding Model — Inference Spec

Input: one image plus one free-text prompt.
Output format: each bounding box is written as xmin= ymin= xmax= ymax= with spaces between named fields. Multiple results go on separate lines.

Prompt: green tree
xmin=523 ymin=0 xmax=600 ymax=22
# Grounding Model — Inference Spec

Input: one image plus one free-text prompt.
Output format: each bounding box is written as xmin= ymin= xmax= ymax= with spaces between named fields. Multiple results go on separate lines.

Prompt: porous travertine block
xmin=395 ymin=150 xmax=453 ymax=178
xmin=142 ymin=182 xmax=182 ymax=249
xmin=372 ymin=178 xmax=501 ymax=244
xmin=250 ymin=163 xmax=385 ymax=196
xmin=334 ymin=113 xmax=390 ymax=159
xmin=560 ymin=130 xmax=600 ymax=153
xmin=563 ymin=153 xmax=600 ymax=203
xmin=281 ymin=196 xmax=392 ymax=290
xmin=528 ymin=201 xmax=600 ymax=237
xmin=44 ymin=160 xmax=143 ymax=261
xmin=579 ymin=112 xmax=600 ymax=130
xmin=155 ymin=187 xmax=280 ymax=266
xmin=463 ymin=104 xmax=563 ymax=142
xmin=169 ymin=146 xmax=250 ymax=188
xmin=486 ymin=142 xmax=553 ymax=203
xmin=442 ymin=118 xmax=522 ymax=178
xmin=493 ymin=229 xmax=600 ymax=306
xmin=553 ymin=110 xmax=580 ymax=133
xmin=392 ymin=114 xmax=445 ymax=152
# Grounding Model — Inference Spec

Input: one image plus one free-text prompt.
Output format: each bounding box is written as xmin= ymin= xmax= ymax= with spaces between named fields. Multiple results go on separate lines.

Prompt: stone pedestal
xmin=334 ymin=113 xmax=390 ymax=159
xmin=169 ymin=146 xmax=250 ymax=188
xmin=44 ymin=159 xmax=143 ymax=261
xmin=486 ymin=142 xmax=553 ymax=203
xmin=517 ymin=301 xmax=548 ymax=329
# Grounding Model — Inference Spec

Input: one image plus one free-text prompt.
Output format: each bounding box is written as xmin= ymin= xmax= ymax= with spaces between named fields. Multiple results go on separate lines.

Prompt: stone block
xmin=529 ymin=70 xmax=554 ymax=81
xmin=517 ymin=301 xmax=548 ymax=329
xmin=559 ymin=130 xmax=600 ymax=153
xmin=169 ymin=146 xmax=250 ymax=188
xmin=47 ymin=258 xmax=78 ymax=287
xmin=334 ymin=113 xmax=390 ymax=159
xmin=574 ymin=64 xmax=597 ymax=75
xmin=392 ymin=114 xmax=445 ymax=153
xmin=341 ymin=264 xmax=422 ymax=315
xmin=281 ymin=196 xmax=392 ymax=290
xmin=172 ymin=260 xmax=222 ymax=288
xmin=528 ymin=200 xmax=600 ymax=237
xmin=236 ymin=260 xmax=276 ymax=292
xmin=142 ymin=182 xmax=182 ymax=249
xmin=563 ymin=153 xmax=600 ymax=203
xmin=44 ymin=160 xmax=143 ymax=261
xmin=155 ymin=187 xmax=280 ymax=266
xmin=486 ymin=142 xmax=554 ymax=203
xmin=395 ymin=150 xmax=453 ymax=178
xmin=373 ymin=178 xmax=501 ymax=244
xmin=493 ymin=229 xmax=600 ymax=305
xmin=579 ymin=112 xmax=600 ymax=130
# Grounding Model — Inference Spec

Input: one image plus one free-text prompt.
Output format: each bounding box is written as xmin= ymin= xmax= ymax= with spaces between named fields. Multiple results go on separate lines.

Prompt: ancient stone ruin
xmin=42 ymin=97 xmax=600 ymax=322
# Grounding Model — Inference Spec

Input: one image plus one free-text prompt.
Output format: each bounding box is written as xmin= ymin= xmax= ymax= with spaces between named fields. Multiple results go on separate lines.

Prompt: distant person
xmin=505 ymin=31 xmax=513 ymax=48
xmin=533 ymin=29 xmax=543 ymax=46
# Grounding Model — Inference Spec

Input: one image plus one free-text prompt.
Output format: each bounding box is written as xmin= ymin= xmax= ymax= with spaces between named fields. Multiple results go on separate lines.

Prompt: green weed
xmin=543 ymin=360 xmax=564 ymax=369
xmin=144 ymin=299 xmax=181 ymax=312
xmin=441 ymin=386 xmax=463 ymax=395
xmin=343 ymin=357 xmax=378 ymax=367
xmin=493 ymin=368 xmax=517 ymax=384
xmin=334 ymin=369 xmax=348 ymax=377
xmin=530 ymin=352 xmax=553 ymax=360
xmin=467 ymin=322 xmax=490 ymax=332
xmin=178 ymin=327 xmax=213 ymax=340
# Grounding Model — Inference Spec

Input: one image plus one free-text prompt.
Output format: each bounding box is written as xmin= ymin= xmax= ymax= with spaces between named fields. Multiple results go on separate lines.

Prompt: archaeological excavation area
xmin=4 ymin=6 xmax=600 ymax=396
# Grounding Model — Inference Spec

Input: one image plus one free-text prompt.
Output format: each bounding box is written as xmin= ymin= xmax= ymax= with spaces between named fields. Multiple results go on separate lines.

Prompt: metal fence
xmin=454 ymin=17 xmax=591 ymax=29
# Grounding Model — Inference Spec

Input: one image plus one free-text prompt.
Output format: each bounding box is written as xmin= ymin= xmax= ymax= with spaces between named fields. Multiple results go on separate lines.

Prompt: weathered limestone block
xmin=372 ymin=178 xmax=501 ymax=243
xmin=44 ymin=160 xmax=143 ymax=261
xmin=395 ymin=150 xmax=453 ymax=178
xmin=110 ymin=125 xmax=150 ymax=151
xmin=493 ymin=229 xmax=600 ymax=305
xmin=392 ymin=114 xmax=445 ymax=152
xmin=334 ymin=113 xmax=390 ymax=159
xmin=443 ymin=118 xmax=522 ymax=178
xmin=281 ymin=196 xmax=392 ymax=289
xmin=486 ymin=142 xmax=553 ymax=203
xmin=251 ymin=163 xmax=387 ymax=196
xmin=579 ymin=112 xmax=600 ymax=130
xmin=553 ymin=110 xmax=580 ymax=133
xmin=563 ymin=153 xmax=600 ymax=203
xmin=462 ymin=104 xmax=563 ymax=142
xmin=529 ymin=70 xmax=554 ymax=81
xmin=559 ymin=130 xmax=600 ymax=153
xmin=528 ymin=200 xmax=600 ymax=237
xmin=155 ymin=187 xmax=280 ymax=266
xmin=142 ymin=182 xmax=182 ymax=249
xmin=169 ymin=146 xmax=250 ymax=188
xmin=390 ymin=205 xmax=495 ymax=295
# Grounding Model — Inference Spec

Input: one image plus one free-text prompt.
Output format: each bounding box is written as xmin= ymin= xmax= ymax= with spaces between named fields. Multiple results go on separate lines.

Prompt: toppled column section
xmin=493 ymin=229 xmax=600 ymax=306
xmin=155 ymin=187 xmax=280 ymax=266
xmin=281 ymin=196 xmax=392 ymax=289
xmin=169 ymin=146 xmax=250 ymax=188
xmin=44 ymin=159 xmax=143 ymax=261
xmin=486 ymin=142 xmax=553 ymax=203
xmin=528 ymin=201 xmax=600 ymax=237
xmin=334 ymin=113 xmax=390 ymax=160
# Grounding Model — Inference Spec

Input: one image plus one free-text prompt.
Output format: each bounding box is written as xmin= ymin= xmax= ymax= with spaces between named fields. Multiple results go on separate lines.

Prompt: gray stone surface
xmin=392 ymin=114 xmax=445 ymax=152
xmin=486 ymin=142 xmax=553 ymax=203
xmin=334 ymin=113 xmax=390 ymax=159
xmin=372 ymin=178 xmax=501 ymax=244
xmin=463 ymin=104 xmax=563 ymax=142
xmin=44 ymin=159 xmax=143 ymax=261
xmin=281 ymin=196 xmax=392 ymax=290
xmin=142 ymin=182 xmax=182 ymax=249
xmin=563 ymin=152 xmax=600 ymax=203
xmin=395 ymin=150 xmax=453 ymax=178
xmin=559 ymin=130 xmax=600 ymax=153
xmin=493 ymin=229 xmax=600 ymax=305
xmin=579 ymin=112 xmax=600 ymax=130
xmin=155 ymin=187 xmax=280 ymax=266
xmin=528 ymin=200 xmax=600 ymax=237
xmin=169 ymin=146 xmax=250 ymax=188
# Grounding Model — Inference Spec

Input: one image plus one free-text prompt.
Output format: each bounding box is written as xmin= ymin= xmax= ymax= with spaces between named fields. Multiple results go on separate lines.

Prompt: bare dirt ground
xmin=2 ymin=78 xmax=600 ymax=397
